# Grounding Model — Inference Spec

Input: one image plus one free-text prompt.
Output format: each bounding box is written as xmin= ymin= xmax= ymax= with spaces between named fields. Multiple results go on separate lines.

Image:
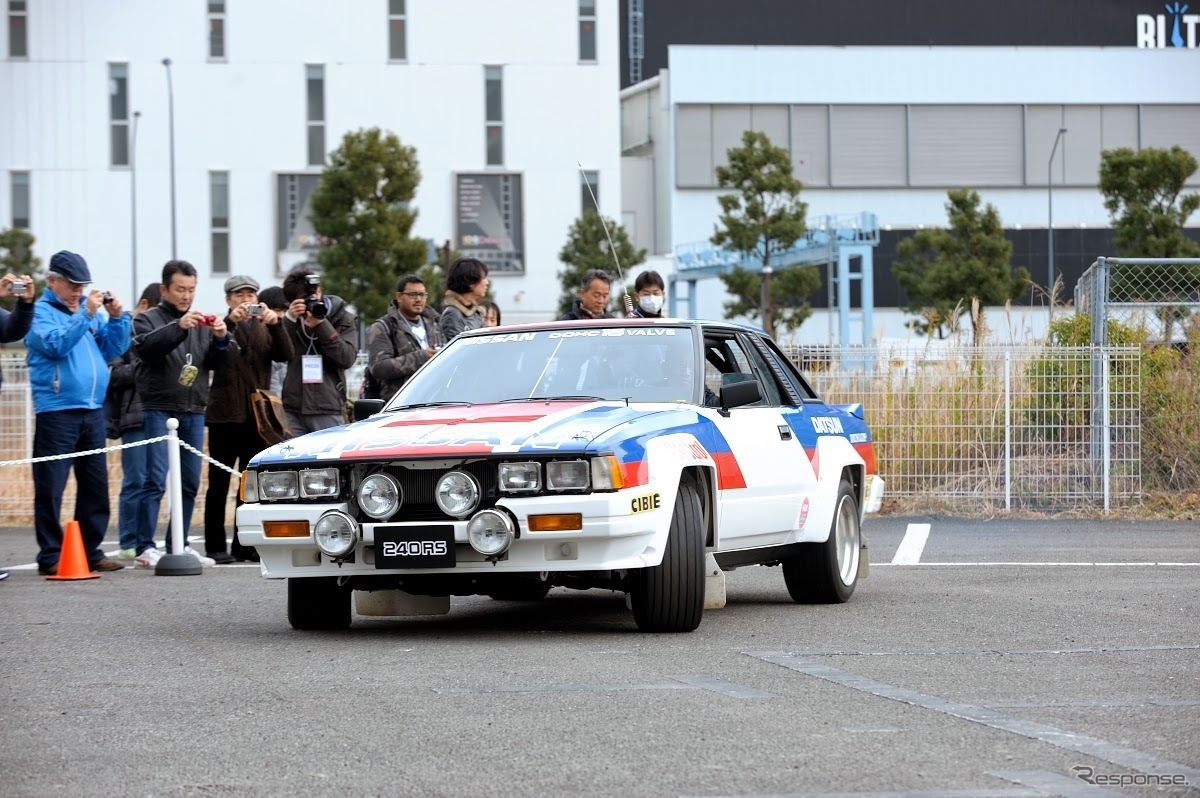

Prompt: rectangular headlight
xmin=259 ymin=471 xmax=299 ymax=500
xmin=499 ymin=462 xmax=542 ymax=493
xmin=240 ymin=471 xmax=259 ymax=503
xmin=300 ymin=468 xmax=340 ymax=498
xmin=546 ymin=460 xmax=589 ymax=491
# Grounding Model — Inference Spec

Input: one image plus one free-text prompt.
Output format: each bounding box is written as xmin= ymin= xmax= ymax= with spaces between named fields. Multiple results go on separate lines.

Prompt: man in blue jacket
xmin=25 ymin=251 xmax=131 ymax=576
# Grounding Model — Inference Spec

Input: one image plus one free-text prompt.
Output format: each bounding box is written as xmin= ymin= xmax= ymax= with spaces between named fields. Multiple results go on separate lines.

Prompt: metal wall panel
xmin=711 ymin=104 xmax=752 ymax=174
xmin=675 ymin=104 xmax=713 ymax=187
xmin=1062 ymin=105 xmax=1102 ymax=185
xmin=1100 ymin=105 xmax=1139 ymax=151
xmin=830 ymin=105 xmax=906 ymax=187
xmin=1140 ymin=105 xmax=1200 ymax=186
xmin=790 ymin=105 xmax=828 ymax=187
xmin=910 ymin=105 xmax=1023 ymax=186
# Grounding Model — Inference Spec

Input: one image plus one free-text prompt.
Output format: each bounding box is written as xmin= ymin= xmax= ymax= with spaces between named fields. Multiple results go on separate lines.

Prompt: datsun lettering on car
xmin=236 ymin=319 xmax=884 ymax=632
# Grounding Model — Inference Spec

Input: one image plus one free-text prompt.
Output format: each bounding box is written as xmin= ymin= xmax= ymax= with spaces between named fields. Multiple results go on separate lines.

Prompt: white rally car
xmin=236 ymin=318 xmax=884 ymax=632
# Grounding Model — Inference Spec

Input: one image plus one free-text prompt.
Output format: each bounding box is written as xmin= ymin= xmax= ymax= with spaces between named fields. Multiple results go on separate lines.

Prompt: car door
xmin=703 ymin=331 xmax=815 ymax=550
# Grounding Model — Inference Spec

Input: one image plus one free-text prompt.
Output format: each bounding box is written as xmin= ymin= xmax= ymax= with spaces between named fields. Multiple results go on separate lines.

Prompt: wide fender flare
xmin=636 ymin=432 xmax=717 ymax=554
xmin=806 ymin=434 xmax=866 ymax=543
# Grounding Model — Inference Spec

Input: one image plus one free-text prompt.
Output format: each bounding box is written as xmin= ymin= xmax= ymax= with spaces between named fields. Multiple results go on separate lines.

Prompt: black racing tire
xmin=782 ymin=477 xmax=861 ymax=604
xmin=487 ymin=582 xmax=552 ymax=601
xmin=630 ymin=477 xmax=705 ymax=632
xmin=287 ymin=577 xmax=352 ymax=630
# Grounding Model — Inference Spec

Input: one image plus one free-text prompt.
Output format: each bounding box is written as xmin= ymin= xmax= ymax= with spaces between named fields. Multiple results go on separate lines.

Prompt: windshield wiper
xmin=392 ymin=401 xmax=472 ymax=410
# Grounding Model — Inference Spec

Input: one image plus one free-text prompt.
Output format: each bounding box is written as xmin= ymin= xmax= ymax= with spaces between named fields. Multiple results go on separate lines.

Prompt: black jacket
xmin=281 ymin=295 xmax=358 ymax=416
xmin=107 ymin=349 xmax=143 ymax=433
xmin=206 ymin=315 xmax=295 ymax=425
xmin=132 ymin=301 xmax=239 ymax=413
xmin=367 ymin=304 xmax=445 ymax=402
xmin=0 ymin=300 xmax=34 ymax=343
xmin=559 ymin=298 xmax=615 ymax=321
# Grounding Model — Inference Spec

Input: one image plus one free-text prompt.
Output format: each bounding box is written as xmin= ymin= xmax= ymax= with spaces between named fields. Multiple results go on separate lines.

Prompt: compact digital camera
xmin=10 ymin=280 xmax=27 ymax=297
xmin=246 ymin=303 xmax=265 ymax=318
xmin=102 ymin=291 xmax=114 ymax=304
xmin=304 ymin=274 xmax=327 ymax=319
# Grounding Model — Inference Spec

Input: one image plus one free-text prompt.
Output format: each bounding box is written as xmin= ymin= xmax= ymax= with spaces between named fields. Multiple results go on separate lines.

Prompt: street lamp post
xmin=1047 ymin=127 xmax=1067 ymax=307
xmin=130 ymin=110 xmax=141 ymax=300
xmin=162 ymin=58 xmax=178 ymax=259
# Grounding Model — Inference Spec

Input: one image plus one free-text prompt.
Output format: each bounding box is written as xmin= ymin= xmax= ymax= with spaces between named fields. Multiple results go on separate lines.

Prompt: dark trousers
xmin=33 ymin=409 xmax=110 ymax=569
xmin=203 ymin=418 xmax=266 ymax=556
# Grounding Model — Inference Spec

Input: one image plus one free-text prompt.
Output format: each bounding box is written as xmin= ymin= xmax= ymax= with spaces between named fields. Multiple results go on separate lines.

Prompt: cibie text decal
xmin=1137 ymin=4 xmax=1198 ymax=47
xmin=630 ymin=493 xmax=662 ymax=513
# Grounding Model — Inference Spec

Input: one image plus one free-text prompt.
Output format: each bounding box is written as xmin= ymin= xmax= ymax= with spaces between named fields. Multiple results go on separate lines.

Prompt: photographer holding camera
xmin=0 ymin=271 xmax=36 ymax=346
xmin=203 ymin=275 xmax=294 ymax=563
xmin=280 ymin=267 xmax=358 ymax=434
xmin=24 ymin=251 xmax=131 ymax=577
xmin=127 ymin=260 xmax=239 ymax=568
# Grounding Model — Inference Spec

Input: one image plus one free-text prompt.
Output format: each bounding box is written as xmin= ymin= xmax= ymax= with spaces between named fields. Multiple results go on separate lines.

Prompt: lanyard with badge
xmin=302 ymin=334 xmax=323 ymax=383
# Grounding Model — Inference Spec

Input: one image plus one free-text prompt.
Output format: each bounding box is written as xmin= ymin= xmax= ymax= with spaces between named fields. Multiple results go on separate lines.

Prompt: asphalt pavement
xmin=1 ymin=518 xmax=1197 ymax=798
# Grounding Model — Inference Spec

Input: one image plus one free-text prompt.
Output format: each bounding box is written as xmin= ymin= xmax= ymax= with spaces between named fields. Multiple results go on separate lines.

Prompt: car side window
xmin=702 ymin=333 xmax=780 ymax=408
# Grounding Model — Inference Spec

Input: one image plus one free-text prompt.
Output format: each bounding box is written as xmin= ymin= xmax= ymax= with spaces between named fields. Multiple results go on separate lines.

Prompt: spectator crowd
xmin=1 ymin=251 xmax=664 ymax=581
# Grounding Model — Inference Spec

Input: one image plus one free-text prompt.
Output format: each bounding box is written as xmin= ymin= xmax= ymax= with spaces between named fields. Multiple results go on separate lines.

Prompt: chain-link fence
xmin=0 ymin=338 xmax=1190 ymax=520
xmin=1076 ymin=257 xmax=1200 ymax=345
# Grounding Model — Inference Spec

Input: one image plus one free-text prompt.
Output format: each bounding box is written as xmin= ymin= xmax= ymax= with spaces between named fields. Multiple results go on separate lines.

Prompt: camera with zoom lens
xmin=303 ymin=274 xmax=327 ymax=319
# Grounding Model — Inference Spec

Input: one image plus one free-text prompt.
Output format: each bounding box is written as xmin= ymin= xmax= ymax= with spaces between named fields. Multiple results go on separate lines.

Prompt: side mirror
xmin=719 ymin=379 xmax=761 ymax=411
xmin=353 ymin=399 xmax=385 ymax=422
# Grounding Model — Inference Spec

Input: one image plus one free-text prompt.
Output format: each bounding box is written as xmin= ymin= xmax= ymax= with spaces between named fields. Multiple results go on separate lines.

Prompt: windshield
xmin=388 ymin=326 xmax=699 ymax=407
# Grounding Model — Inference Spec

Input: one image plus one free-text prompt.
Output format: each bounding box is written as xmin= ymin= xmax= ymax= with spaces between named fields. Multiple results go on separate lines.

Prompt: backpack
xmin=361 ymin=315 xmax=398 ymax=400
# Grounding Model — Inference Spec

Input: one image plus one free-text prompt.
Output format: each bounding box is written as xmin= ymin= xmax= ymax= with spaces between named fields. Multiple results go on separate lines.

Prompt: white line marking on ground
xmin=891 ymin=522 xmax=930 ymax=564
xmin=875 ymin=562 xmax=1200 ymax=567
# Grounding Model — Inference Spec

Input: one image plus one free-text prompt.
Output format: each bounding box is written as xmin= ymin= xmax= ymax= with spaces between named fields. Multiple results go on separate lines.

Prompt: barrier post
xmin=155 ymin=417 xmax=203 ymax=576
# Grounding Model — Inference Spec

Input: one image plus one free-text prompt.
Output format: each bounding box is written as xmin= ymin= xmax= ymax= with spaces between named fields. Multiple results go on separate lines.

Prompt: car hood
xmin=251 ymin=400 xmax=664 ymax=465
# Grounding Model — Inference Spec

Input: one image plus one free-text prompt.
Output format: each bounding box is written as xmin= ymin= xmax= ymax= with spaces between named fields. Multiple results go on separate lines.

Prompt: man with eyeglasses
xmin=366 ymin=274 xmax=446 ymax=402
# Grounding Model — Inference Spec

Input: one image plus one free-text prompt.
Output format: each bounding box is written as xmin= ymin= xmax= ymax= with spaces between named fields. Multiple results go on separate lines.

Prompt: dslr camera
xmin=303 ymin=274 xmax=327 ymax=319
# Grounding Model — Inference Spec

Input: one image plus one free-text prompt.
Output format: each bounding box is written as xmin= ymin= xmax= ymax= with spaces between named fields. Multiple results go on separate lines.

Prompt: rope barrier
xmin=0 ymin=435 xmax=173 ymax=467
xmin=0 ymin=432 xmax=244 ymax=477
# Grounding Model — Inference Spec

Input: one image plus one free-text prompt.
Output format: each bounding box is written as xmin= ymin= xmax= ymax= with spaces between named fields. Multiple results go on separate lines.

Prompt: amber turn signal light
xmin=527 ymin=513 xmax=583 ymax=532
xmin=263 ymin=520 xmax=310 ymax=538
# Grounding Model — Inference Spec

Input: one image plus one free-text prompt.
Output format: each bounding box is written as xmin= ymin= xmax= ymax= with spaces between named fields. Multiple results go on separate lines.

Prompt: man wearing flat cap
xmin=202 ymin=274 xmax=293 ymax=563
xmin=24 ymin=250 xmax=131 ymax=576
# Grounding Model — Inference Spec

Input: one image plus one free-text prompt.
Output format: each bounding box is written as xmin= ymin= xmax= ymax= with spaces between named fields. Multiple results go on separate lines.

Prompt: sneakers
xmin=209 ymin=551 xmax=236 ymax=565
xmin=117 ymin=547 xmax=137 ymax=560
xmin=91 ymin=558 xmax=126 ymax=572
xmin=183 ymin=546 xmax=216 ymax=567
xmin=0 ymin=570 xmax=8 ymax=581
xmin=135 ymin=547 xmax=162 ymax=568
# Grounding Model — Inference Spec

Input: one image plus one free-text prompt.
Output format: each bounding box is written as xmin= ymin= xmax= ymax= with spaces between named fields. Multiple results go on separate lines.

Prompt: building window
xmin=388 ymin=0 xmax=406 ymax=61
xmin=7 ymin=0 xmax=26 ymax=58
xmin=485 ymin=65 xmax=503 ymax=166
xmin=306 ymin=64 xmax=325 ymax=166
xmin=580 ymin=170 xmax=599 ymax=215
xmin=109 ymin=63 xmax=130 ymax=167
xmin=10 ymin=171 xmax=29 ymax=228
xmin=208 ymin=1 xmax=225 ymax=60
xmin=210 ymin=171 xmax=230 ymax=273
xmin=578 ymin=0 xmax=596 ymax=63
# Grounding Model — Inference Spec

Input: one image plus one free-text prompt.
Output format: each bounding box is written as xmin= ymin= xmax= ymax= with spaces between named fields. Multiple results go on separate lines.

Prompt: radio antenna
xmin=578 ymin=162 xmax=634 ymax=317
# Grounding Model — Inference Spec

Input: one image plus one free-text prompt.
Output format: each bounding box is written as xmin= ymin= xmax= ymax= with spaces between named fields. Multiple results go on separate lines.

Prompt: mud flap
xmin=704 ymin=552 xmax=727 ymax=609
xmin=858 ymin=539 xmax=870 ymax=580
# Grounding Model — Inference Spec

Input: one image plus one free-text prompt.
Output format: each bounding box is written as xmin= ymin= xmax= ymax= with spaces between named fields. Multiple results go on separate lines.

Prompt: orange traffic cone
xmin=46 ymin=520 xmax=100 ymax=581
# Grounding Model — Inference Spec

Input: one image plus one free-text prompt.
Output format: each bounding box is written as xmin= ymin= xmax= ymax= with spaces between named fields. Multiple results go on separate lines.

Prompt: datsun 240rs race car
xmin=235 ymin=318 xmax=884 ymax=632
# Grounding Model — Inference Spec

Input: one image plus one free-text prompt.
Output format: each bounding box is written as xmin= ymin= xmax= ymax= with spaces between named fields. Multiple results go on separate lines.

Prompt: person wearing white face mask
xmin=631 ymin=270 xmax=666 ymax=318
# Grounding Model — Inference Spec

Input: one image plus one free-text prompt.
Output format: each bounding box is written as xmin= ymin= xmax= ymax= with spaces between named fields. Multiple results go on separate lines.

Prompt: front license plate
xmin=374 ymin=525 xmax=456 ymax=569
